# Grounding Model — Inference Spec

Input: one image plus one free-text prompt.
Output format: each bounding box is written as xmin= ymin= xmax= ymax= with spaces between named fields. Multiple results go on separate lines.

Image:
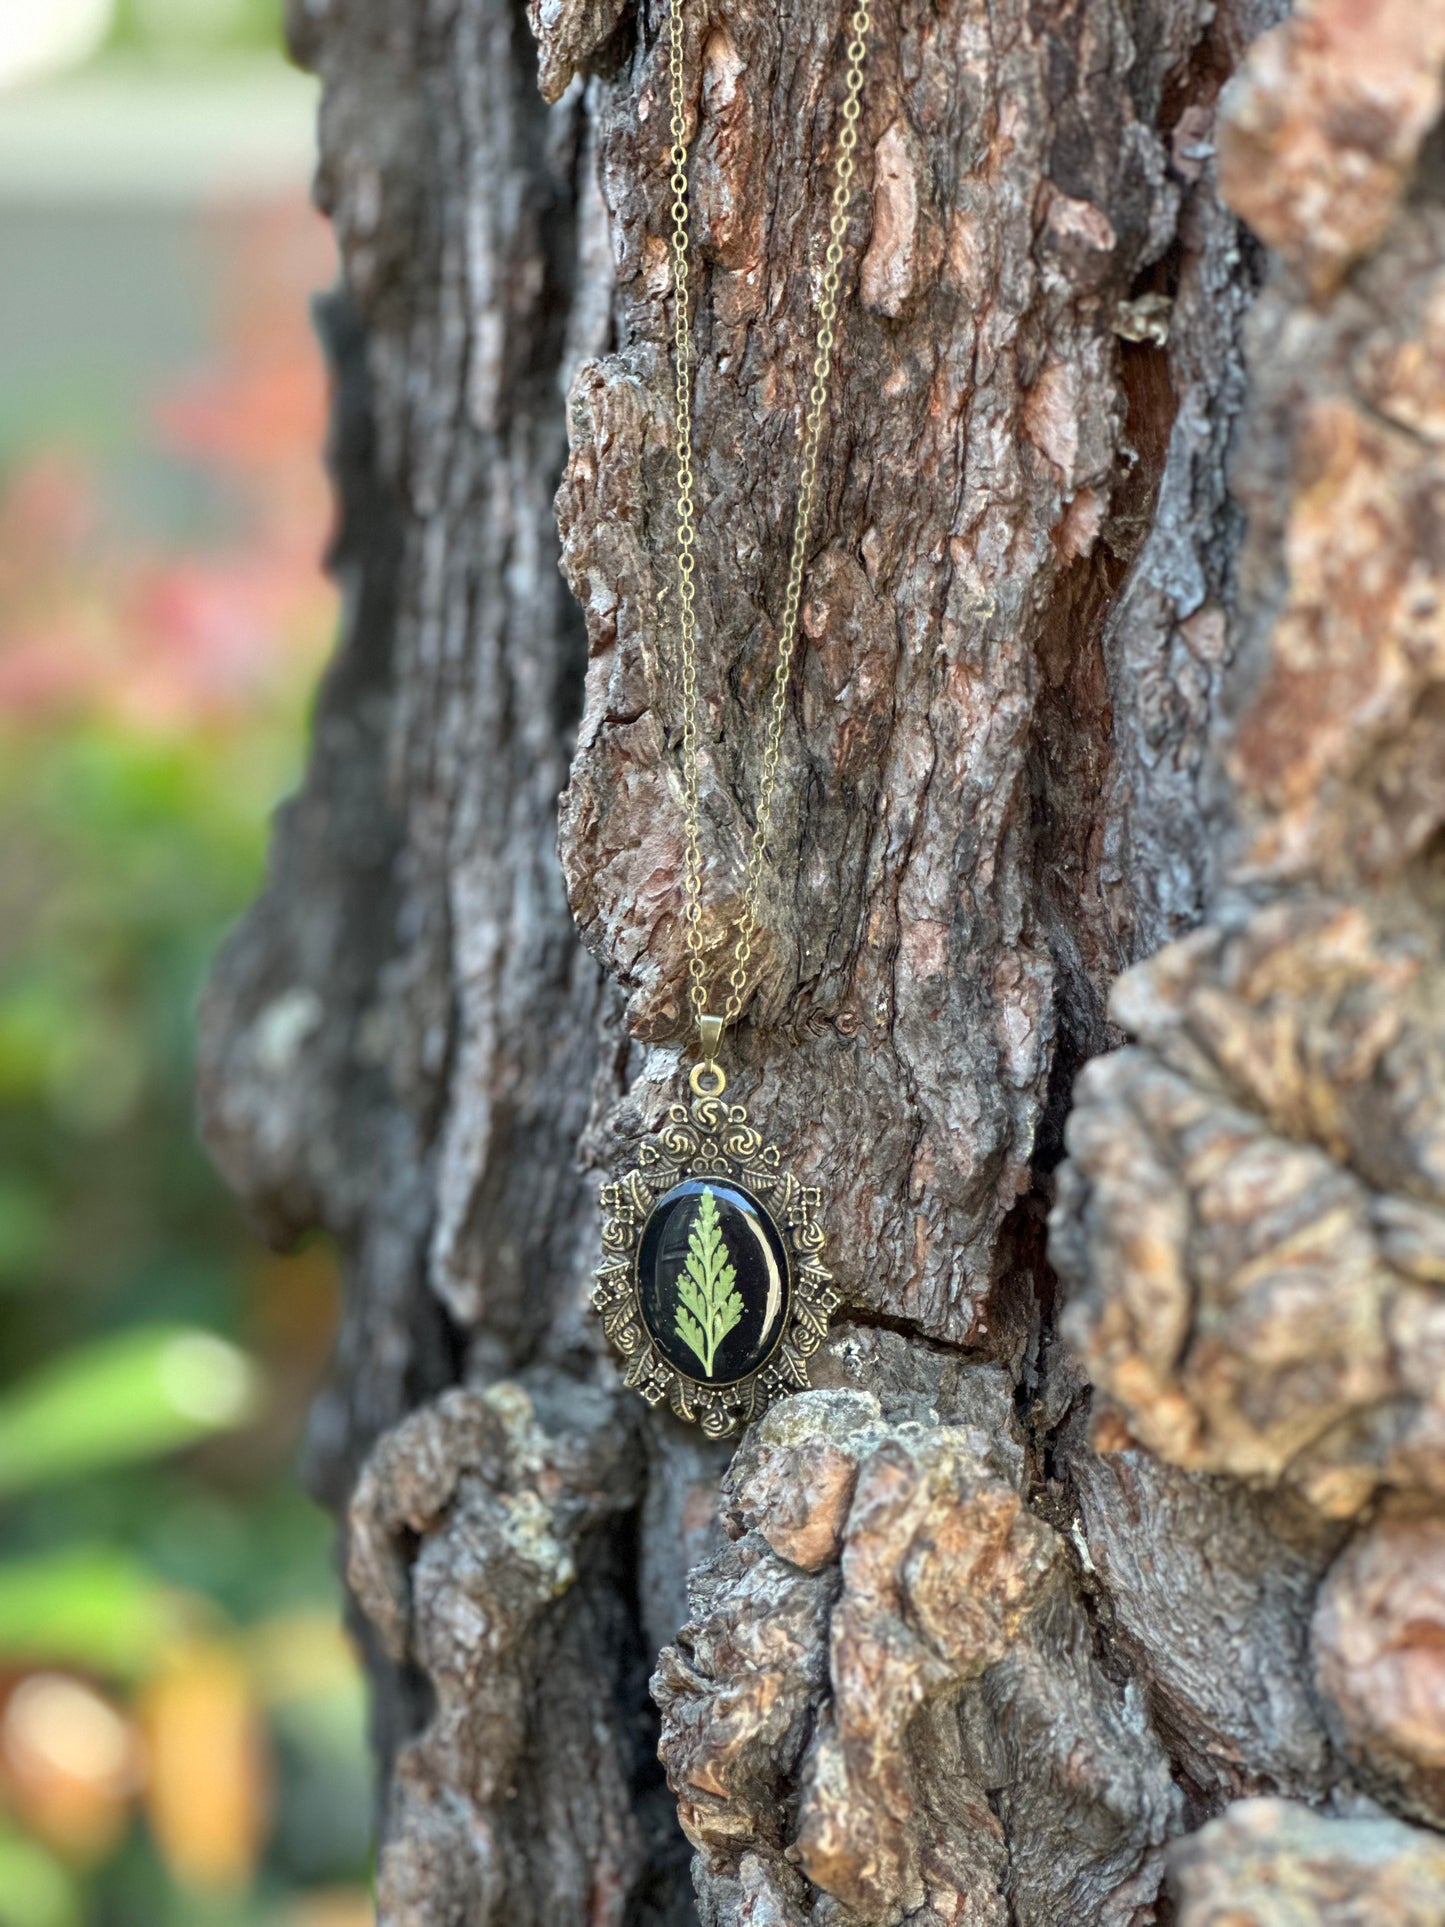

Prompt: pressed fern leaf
xmin=673 ymin=1186 xmax=743 ymax=1375
xmin=675 ymin=1303 xmax=708 ymax=1364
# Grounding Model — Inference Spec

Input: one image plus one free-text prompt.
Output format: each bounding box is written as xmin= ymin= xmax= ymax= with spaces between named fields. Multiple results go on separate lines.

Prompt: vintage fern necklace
xmin=593 ymin=0 xmax=872 ymax=1435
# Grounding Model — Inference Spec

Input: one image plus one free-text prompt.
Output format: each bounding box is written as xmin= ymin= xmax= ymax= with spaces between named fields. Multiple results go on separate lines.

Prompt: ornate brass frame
xmin=594 ymin=1089 xmax=842 ymax=1435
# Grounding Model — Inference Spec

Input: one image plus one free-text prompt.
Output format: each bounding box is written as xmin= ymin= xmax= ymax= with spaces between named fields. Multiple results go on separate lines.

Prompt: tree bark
xmin=199 ymin=0 xmax=1445 ymax=1922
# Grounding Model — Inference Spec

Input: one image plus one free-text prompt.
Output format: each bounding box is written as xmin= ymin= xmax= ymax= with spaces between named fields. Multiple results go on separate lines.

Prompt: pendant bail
xmin=697 ymin=1011 xmax=724 ymax=1061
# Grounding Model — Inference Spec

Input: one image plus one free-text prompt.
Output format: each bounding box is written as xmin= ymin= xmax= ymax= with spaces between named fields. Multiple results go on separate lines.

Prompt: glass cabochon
xmin=636 ymin=1178 xmax=792 ymax=1385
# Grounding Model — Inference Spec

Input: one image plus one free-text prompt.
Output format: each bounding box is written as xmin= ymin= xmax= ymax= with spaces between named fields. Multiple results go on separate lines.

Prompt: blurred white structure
xmin=0 ymin=20 xmax=322 ymax=476
xmin=0 ymin=61 xmax=317 ymax=203
xmin=0 ymin=0 xmax=115 ymax=93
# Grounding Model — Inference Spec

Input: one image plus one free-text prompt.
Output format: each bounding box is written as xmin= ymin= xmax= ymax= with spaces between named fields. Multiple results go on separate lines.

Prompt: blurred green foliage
xmin=106 ymin=0 xmax=288 ymax=59
xmin=0 ymin=1822 xmax=81 ymax=1927
xmin=0 ymin=681 xmax=372 ymax=1924
xmin=0 ymin=1327 xmax=260 ymax=1497
xmin=0 ymin=8 xmax=370 ymax=1919
xmin=0 ymin=1548 xmax=182 ymax=1680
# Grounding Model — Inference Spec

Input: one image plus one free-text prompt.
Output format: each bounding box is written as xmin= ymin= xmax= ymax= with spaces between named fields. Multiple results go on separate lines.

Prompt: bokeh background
xmin=0 ymin=5 xmax=372 ymax=1922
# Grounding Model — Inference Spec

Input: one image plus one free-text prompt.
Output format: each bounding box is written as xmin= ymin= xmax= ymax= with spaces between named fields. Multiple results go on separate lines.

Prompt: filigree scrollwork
xmin=592 ymin=1089 xmax=841 ymax=1435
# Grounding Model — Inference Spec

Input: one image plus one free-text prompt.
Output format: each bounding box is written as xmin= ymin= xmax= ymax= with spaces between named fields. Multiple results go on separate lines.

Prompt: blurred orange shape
xmin=286 ymin=1890 xmax=375 ymax=1927
xmin=0 ymin=1671 xmax=143 ymax=1864
xmin=138 ymin=1640 xmax=270 ymax=1895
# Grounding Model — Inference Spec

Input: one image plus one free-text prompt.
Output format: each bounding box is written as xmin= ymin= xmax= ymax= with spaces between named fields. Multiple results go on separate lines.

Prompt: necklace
xmin=593 ymin=0 xmax=872 ymax=1435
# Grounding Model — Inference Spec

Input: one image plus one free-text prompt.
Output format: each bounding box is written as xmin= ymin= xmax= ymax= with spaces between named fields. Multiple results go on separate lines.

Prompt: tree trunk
xmin=199 ymin=0 xmax=1445 ymax=1921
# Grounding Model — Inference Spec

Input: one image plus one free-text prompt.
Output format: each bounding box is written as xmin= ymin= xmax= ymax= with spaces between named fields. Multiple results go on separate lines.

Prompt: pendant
xmin=593 ymin=1062 xmax=843 ymax=1436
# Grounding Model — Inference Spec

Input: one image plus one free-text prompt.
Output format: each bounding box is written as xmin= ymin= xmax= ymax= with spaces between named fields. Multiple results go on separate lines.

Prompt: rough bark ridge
xmin=197 ymin=0 xmax=1445 ymax=1922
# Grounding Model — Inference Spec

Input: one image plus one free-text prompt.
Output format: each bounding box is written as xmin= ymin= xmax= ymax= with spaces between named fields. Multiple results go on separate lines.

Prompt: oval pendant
xmin=593 ymin=1084 xmax=841 ymax=1434
xmin=637 ymin=1179 xmax=791 ymax=1385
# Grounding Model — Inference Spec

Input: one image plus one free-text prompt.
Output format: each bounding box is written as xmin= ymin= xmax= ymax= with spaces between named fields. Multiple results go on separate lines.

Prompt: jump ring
xmin=689 ymin=1059 xmax=728 ymax=1098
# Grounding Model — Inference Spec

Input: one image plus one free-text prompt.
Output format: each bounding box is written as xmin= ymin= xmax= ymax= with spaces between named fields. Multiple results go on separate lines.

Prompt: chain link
xmin=667 ymin=0 xmax=871 ymax=1053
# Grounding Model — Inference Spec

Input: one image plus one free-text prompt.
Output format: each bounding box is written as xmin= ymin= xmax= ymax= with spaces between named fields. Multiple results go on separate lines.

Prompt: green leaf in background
xmin=0 ymin=1325 xmax=260 ymax=1497
xmin=0 ymin=1545 xmax=184 ymax=1677
xmin=0 ymin=1824 xmax=81 ymax=1927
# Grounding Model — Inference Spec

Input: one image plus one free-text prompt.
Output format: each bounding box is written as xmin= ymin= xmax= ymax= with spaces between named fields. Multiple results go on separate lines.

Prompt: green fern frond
xmin=673 ymin=1186 xmax=743 ymax=1376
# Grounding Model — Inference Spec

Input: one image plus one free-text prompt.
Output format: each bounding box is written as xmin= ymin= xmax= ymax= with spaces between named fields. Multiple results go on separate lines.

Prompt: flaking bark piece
xmin=347 ymin=1376 xmax=644 ymax=1926
xmin=1313 ymin=1500 xmax=1445 ymax=1829
xmin=1218 ymin=0 xmax=1445 ymax=298
xmin=656 ymin=1387 xmax=1179 ymax=1927
xmin=1168 ymin=1797 xmax=1445 ymax=1926
xmin=1052 ymin=898 xmax=1445 ymax=1517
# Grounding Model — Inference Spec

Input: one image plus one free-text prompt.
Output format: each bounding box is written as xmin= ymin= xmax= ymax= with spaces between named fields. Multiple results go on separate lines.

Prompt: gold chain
xmin=667 ymin=0 xmax=871 ymax=1068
